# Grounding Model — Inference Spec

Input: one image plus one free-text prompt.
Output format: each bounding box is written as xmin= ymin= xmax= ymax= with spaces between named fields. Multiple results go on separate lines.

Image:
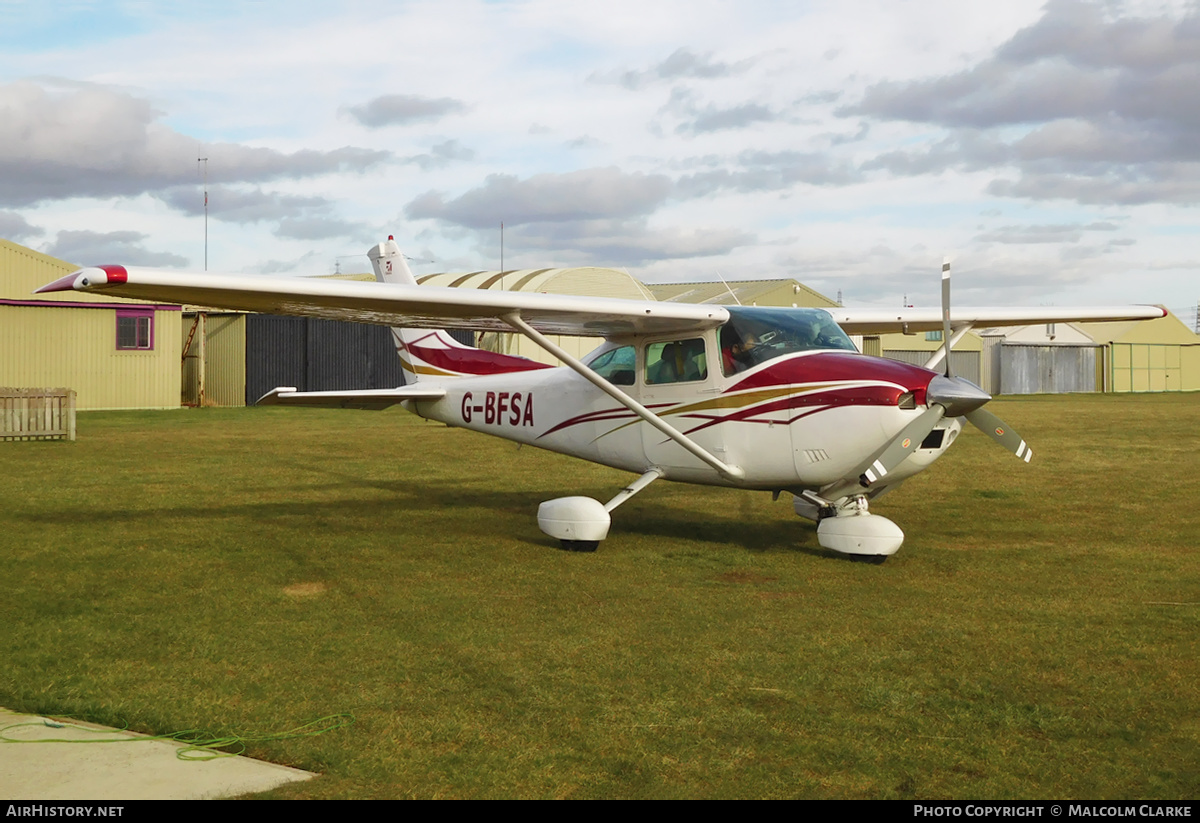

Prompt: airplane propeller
xmin=840 ymin=262 xmax=1033 ymax=495
xmin=941 ymin=260 xmax=954 ymax=379
xmin=962 ymin=406 xmax=1032 ymax=462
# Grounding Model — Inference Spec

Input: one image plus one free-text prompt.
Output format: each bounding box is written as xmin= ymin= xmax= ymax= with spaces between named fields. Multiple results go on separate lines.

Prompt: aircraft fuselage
xmin=408 ymin=347 xmax=957 ymax=493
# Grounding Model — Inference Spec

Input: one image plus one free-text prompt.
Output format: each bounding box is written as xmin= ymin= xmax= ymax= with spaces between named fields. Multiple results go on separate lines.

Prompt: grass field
xmin=1 ymin=394 xmax=1197 ymax=799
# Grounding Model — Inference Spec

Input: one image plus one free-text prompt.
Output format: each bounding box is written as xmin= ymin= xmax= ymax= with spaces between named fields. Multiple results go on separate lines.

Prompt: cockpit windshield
xmin=719 ymin=306 xmax=857 ymax=376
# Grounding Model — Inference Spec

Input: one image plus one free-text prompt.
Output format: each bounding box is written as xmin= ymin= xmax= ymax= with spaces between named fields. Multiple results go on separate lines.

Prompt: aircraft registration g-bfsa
xmin=39 ymin=237 xmax=1165 ymax=563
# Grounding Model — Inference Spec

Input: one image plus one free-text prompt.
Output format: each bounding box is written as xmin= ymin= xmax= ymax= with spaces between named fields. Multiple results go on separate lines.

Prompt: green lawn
xmin=1 ymin=394 xmax=1197 ymax=798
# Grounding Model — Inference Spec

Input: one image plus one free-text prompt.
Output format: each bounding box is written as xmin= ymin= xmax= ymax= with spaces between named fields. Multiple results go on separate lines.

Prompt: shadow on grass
xmin=615 ymin=508 xmax=821 ymax=555
xmin=17 ymin=469 xmax=837 ymax=560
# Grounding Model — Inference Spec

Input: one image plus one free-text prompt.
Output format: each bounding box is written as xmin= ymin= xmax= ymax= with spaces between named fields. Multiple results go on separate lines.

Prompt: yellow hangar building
xmin=1 ymin=239 xmax=182 ymax=410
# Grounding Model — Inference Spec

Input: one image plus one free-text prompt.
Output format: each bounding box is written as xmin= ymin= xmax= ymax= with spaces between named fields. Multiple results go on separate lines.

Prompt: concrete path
xmin=0 ymin=709 xmax=315 ymax=800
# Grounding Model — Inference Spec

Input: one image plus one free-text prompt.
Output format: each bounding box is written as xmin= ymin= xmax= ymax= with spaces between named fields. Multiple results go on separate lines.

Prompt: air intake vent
xmin=920 ymin=429 xmax=945 ymax=450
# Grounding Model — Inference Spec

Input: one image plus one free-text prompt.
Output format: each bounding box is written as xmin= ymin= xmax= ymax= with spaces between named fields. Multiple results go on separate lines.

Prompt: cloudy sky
xmin=1 ymin=0 xmax=1197 ymax=319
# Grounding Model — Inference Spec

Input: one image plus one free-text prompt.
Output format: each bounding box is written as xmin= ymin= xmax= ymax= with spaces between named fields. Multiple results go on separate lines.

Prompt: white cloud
xmin=343 ymin=94 xmax=468 ymax=128
xmin=45 ymin=229 xmax=188 ymax=267
xmin=0 ymin=210 xmax=43 ymax=242
xmin=406 ymin=167 xmax=673 ymax=228
xmin=0 ymin=0 xmax=1190 ymax=310
xmin=846 ymin=1 xmax=1200 ymax=206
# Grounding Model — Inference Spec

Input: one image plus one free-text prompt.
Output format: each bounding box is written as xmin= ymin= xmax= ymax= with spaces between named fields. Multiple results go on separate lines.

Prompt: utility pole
xmin=198 ymin=155 xmax=209 ymax=270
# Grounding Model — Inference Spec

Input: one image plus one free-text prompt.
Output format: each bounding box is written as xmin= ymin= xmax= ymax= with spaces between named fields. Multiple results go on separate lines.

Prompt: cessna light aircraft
xmin=38 ymin=237 xmax=1165 ymax=562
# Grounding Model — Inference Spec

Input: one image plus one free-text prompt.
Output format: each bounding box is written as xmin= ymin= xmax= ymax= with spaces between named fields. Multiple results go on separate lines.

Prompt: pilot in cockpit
xmin=721 ymin=330 xmax=759 ymax=374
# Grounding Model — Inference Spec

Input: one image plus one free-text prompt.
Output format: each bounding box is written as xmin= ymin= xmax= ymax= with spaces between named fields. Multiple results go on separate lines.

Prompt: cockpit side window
xmin=645 ymin=338 xmax=708 ymax=384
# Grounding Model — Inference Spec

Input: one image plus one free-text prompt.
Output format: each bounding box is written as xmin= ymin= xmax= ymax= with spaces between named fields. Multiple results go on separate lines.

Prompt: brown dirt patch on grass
xmin=282 ymin=582 xmax=327 ymax=598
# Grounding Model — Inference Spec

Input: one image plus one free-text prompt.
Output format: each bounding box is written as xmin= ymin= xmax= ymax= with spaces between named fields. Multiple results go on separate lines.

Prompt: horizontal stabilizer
xmin=255 ymin=386 xmax=446 ymax=410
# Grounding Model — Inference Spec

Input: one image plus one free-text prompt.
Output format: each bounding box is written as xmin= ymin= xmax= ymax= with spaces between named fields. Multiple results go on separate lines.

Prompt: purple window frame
xmin=115 ymin=309 xmax=155 ymax=351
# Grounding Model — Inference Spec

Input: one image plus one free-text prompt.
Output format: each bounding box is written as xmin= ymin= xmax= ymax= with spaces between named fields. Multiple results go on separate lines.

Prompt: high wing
xmin=36 ymin=264 xmax=1165 ymax=338
xmin=36 ymin=265 xmax=729 ymax=338
xmin=830 ymin=305 xmax=1166 ymax=335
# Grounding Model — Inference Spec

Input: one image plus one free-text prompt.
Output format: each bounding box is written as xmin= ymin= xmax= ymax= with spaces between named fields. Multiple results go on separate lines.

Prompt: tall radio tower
xmin=198 ymin=154 xmax=209 ymax=270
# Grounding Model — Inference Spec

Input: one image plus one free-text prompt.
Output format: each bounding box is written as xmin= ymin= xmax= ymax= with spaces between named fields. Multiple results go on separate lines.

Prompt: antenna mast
xmin=198 ymin=154 xmax=209 ymax=271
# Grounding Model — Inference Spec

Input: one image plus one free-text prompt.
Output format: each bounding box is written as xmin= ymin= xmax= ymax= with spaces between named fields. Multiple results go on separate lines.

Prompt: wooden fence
xmin=1 ymin=388 xmax=77 ymax=442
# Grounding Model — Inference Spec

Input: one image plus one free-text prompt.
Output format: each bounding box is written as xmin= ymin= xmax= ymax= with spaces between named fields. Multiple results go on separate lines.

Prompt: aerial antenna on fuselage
xmin=714 ymin=269 xmax=741 ymax=305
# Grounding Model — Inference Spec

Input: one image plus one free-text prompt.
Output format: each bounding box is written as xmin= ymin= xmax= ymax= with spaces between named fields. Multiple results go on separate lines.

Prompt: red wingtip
xmin=34 ymin=264 xmax=128 ymax=294
xmin=96 ymin=264 xmax=128 ymax=284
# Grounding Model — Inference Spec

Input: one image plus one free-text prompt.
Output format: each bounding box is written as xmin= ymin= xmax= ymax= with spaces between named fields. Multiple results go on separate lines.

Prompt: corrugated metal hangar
xmin=179 ymin=312 xmax=405 ymax=407
xmin=1 ymin=239 xmax=181 ymax=410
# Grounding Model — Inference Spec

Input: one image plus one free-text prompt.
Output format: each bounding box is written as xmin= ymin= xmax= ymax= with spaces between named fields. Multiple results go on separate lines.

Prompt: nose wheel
xmin=794 ymin=493 xmax=905 ymax=561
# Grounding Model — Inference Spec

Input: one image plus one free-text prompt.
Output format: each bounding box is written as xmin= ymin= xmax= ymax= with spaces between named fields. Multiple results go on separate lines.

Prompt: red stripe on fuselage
xmin=407 ymin=343 xmax=553 ymax=375
xmin=676 ymin=384 xmax=903 ymax=436
xmin=730 ymin=352 xmax=934 ymax=405
xmin=537 ymin=402 xmax=674 ymax=439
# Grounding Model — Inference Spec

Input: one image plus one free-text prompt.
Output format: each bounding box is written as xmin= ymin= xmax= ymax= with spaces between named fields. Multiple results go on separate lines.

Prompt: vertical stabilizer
xmin=369 ymin=235 xmax=467 ymax=383
xmin=368 ymin=235 xmax=418 ymax=287
xmin=367 ymin=236 xmax=550 ymax=384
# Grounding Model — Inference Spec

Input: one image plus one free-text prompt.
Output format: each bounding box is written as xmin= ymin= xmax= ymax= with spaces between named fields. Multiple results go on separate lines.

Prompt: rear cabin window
xmin=645 ymin=339 xmax=708 ymax=384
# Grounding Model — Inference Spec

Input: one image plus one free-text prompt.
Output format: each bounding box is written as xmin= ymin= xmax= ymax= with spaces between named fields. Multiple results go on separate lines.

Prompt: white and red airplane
xmin=38 ymin=237 xmax=1165 ymax=562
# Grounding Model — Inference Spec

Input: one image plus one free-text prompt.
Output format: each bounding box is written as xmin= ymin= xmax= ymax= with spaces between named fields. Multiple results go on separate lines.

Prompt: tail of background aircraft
xmin=367 ymin=236 xmax=551 ymax=384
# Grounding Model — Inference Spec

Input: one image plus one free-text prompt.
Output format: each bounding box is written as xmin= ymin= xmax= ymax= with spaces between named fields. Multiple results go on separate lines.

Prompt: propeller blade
xmin=856 ymin=405 xmax=945 ymax=487
xmin=964 ymin=407 xmax=1033 ymax=463
xmin=941 ymin=260 xmax=953 ymax=378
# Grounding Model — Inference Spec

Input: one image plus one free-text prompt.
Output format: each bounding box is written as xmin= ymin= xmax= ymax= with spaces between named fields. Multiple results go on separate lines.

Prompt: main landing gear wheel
xmin=559 ymin=539 xmax=599 ymax=552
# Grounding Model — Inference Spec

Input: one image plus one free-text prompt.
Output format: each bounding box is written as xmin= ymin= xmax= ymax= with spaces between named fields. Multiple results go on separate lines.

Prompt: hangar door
xmin=1000 ymin=344 xmax=1099 ymax=394
xmin=245 ymin=316 xmax=405 ymax=405
xmin=1110 ymin=343 xmax=1182 ymax=392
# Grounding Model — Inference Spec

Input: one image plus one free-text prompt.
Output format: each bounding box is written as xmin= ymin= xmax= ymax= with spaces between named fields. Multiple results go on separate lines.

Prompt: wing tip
xmin=34 ymin=272 xmax=80 ymax=294
xmin=35 ymin=265 xmax=127 ymax=294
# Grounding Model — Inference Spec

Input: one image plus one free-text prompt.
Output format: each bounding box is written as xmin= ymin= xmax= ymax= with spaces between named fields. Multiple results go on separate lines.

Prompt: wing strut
xmin=500 ymin=312 xmax=745 ymax=481
xmin=923 ymin=323 xmax=974 ymax=372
